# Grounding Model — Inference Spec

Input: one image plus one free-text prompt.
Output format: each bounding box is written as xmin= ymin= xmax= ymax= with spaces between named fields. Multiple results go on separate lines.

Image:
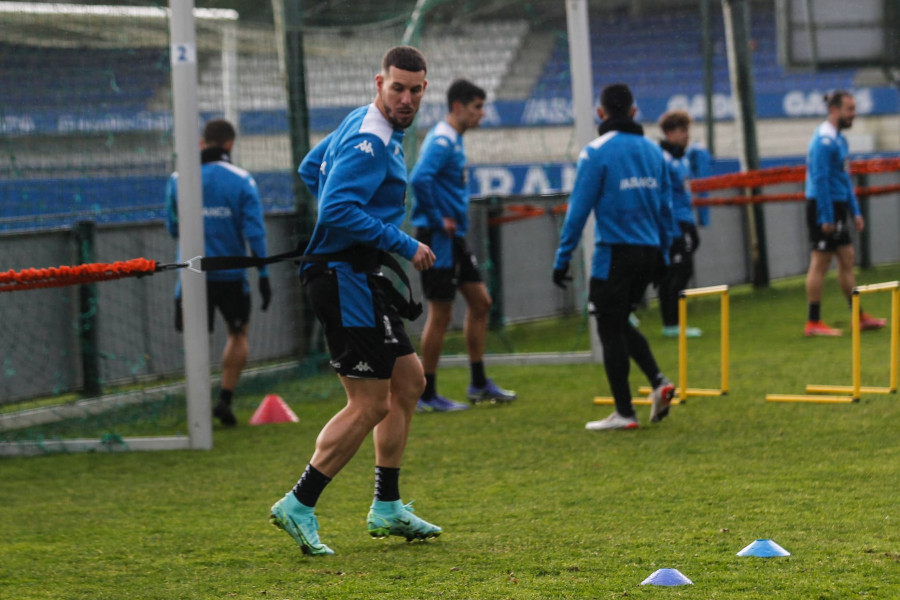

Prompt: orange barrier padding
xmin=691 ymin=165 xmax=806 ymax=192
xmin=691 ymin=157 xmax=900 ymax=193
xmin=0 ymin=258 xmax=158 ymax=293
xmin=694 ymin=192 xmax=805 ymax=206
xmin=487 ymin=202 xmax=568 ymax=226
xmin=480 ymin=157 xmax=900 ymax=226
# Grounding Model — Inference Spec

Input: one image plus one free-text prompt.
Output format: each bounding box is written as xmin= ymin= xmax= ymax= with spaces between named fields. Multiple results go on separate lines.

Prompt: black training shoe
xmin=213 ymin=399 xmax=237 ymax=426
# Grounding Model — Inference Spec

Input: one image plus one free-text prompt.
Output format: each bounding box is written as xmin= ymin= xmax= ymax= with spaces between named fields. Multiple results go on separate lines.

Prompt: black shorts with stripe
xmin=415 ymin=228 xmax=483 ymax=302
xmin=806 ymin=199 xmax=852 ymax=252
xmin=303 ymin=266 xmax=414 ymax=380
xmin=175 ymin=279 xmax=249 ymax=334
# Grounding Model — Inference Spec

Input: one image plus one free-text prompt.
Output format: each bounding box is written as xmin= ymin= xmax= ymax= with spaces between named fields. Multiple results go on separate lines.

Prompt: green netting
xmin=0 ymin=0 xmax=590 ymax=455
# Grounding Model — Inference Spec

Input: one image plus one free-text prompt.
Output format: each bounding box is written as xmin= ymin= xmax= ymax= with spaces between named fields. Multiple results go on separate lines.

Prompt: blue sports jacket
xmin=686 ymin=144 xmax=711 ymax=226
xmin=554 ymin=118 xmax=673 ymax=280
xmin=805 ymin=120 xmax=860 ymax=225
xmin=409 ymin=120 xmax=470 ymax=236
xmin=660 ymin=141 xmax=696 ymax=238
xmin=299 ymin=104 xmax=418 ymax=262
xmin=166 ymin=148 xmax=268 ymax=295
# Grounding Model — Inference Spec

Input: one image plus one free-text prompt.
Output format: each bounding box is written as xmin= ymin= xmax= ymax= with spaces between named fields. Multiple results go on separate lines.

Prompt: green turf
xmin=2 ymin=266 xmax=899 ymax=599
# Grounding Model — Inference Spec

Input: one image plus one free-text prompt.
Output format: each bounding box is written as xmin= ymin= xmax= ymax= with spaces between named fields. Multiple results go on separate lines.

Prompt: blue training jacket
xmin=554 ymin=125 xmax=673 ymax=280
xmin=661 ymin=144 xmax=695 ymax=238
xmin=409 ymin=120 xmax=470 ymax=236
xmin=687 ymin=144 xmax=711 ymax=227
xmin=805 ymin=120 xmax=860 ymax=225
xmin=299 ymin=104 xmax=418 ymax=262
xmin=166 ymin=151 xmax=268 ymax=295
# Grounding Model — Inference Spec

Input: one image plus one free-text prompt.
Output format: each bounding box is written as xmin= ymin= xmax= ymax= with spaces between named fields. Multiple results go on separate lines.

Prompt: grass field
xmin=2 ymin=266 xmax=899 ymax=599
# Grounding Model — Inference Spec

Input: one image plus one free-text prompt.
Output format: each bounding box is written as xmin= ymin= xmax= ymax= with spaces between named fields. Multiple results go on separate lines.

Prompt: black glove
xmin=553 ymin=264 xmax=572 ymax=289
xmin=258 ymin=276 xmax=272 ymax=311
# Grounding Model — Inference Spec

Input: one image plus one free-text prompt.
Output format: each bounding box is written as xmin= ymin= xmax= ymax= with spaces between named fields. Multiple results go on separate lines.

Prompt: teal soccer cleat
xmin=367 ymin=500 xmax=442 ymax=542
xmin=269 ymin=493 xmax=334 ymax=556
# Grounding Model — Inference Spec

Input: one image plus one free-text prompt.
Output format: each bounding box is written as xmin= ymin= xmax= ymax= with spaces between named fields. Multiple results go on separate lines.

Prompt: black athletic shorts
xmin=588 ymin=245 xmax=659 ymax=318
xmin=806 ymin=199 xmax=852 ymax=252
xmin=304 ymin=267 xmax=415 ymax=380
xmin=175 ymin=280 xmax=250 ymax=334
xmin=415 ymin=228 xmax=483 ymax=302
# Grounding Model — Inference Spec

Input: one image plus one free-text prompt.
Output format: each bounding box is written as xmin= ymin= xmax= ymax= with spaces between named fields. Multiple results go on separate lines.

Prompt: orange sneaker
xmin=859 ymin=313 xmax=886 ymax=331
xmin=805 ymin=320 xmax=842 ymax=337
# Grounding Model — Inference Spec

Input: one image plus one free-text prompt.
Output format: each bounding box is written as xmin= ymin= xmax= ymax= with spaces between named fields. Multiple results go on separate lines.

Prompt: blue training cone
xmin=737 ymin=539 xmax=791 ymax=557
xmin=641 ymin=568 xmax=693 ymax=586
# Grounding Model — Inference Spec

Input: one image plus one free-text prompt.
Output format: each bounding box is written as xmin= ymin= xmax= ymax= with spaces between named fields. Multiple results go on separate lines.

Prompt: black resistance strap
xmin=190 ymin=245 xmax=422 ymax=321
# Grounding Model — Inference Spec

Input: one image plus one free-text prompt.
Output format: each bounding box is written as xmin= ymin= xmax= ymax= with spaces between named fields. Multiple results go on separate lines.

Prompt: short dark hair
xmin=202 ymin=118 xmax=235 ymax=148
xmin=382 ymin=45 xmax=427 ymax=75
xmin=600 ymin=83 xmax=634 ymax=118
xmin=446 ymin=78 xmax=486 ymax=111
xmin=825 ymin=89 xmax=852 ymax=110
xmin=658 ymin=109 xmax=691 ymax=132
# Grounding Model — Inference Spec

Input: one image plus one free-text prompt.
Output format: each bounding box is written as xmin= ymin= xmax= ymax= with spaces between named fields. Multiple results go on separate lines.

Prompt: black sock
xmin=292 ymin=464 xmax=332 ymax=508
xmin=423 ymin=373 xmax=436 ymax=399
xmin=808 ymin=302 xmax=821 ymax=322
xmin=650 ymin=372 xmax=667 ymax=389
xmin=374 ymin=466 xmax=400 ymax=502
xmin=218 ymin=389 xmax=233 ymax=406
xmin=470 ymin=361 xmax=487 ymax=388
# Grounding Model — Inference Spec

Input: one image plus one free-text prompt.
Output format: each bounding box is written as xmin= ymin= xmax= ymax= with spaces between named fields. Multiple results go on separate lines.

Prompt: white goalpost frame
xmin=565 ymin=0 xmax=604 ymax=363
xmin=0 ymin=1 xmax=238 ymax=456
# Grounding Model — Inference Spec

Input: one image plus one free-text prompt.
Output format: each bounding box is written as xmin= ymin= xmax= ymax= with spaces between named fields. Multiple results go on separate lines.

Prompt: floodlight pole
xmin=700 ymin=0 xmax=716 ymax=155
xmin=171 ymin=0 xmax=213 ymax=450
xmin=566 ymin=0 xmax=603 ymax=363
xmin=723 ymin=0 xmax=769 ymax=287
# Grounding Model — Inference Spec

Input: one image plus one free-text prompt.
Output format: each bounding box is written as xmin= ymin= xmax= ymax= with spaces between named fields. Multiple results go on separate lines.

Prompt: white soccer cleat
xmin=585 ymin=411 xmax=639 ymax=431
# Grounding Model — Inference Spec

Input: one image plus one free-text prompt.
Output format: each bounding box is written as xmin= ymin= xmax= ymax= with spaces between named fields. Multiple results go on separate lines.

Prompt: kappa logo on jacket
xmin=354 ymin=140 xmax=375 ymax=156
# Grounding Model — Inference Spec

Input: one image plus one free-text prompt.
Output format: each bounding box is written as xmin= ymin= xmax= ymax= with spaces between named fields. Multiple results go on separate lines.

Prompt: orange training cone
xmin=249 ymin=394 xmax=299 ymax=425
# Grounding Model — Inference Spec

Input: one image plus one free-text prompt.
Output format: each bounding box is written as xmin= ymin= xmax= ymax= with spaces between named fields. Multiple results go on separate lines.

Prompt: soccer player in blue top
xmin=410 ymin=78 xmax=517 ymax=413
xmin=165 ymin=118 xmax=272 ymax=427
xmin=552 ymin=83 xmax=676 ymax=431
xmin=269 ymin=46 xmax=441 ymax=556
xmin=657 ymin=110 xmax=702 ymax=338
xmin=803 ymin=90 xmax=884 ymax=336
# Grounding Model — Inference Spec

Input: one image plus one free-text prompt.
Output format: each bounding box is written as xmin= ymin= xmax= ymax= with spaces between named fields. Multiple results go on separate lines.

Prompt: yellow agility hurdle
xmin=595 ymin=284 xmax=729 ymax=406
xmin=766 ymin=281 xmax=899 ymax=404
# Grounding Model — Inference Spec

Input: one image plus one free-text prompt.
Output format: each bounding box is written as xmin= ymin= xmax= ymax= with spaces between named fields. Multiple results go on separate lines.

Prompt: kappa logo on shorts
xmin=353 ymin=361 xmax=374 ymax=373
xmin=354 ymin=140 xmax=375 ymax=156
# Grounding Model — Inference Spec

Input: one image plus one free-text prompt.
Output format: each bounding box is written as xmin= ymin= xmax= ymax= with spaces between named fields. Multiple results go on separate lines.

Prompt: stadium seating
xmin=530 ymin=6 xmax=857 ymax=101
xmin=0 ymin=44 xmax=166 ymax=113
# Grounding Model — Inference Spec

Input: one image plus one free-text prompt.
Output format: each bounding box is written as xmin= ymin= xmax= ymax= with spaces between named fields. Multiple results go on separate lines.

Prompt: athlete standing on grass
xmin=657 ymin=110 xmax=702 ymax=339
xmin=410 ymin=78 xmax=517 ymax=413
xmin=165 ymin=118 xmax=272 ymax=427
xmin=803 ymin=90 xmax=885 ymax=337
xmin=269 ymin=46 xmax=442 ymax=556
xmin=552 ymin=83 xmax=676 ymax=431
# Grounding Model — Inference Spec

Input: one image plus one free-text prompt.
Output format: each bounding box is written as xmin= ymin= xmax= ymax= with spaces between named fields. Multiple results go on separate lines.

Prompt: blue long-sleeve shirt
xmin=554 ymin=125 xmax=673 ymax=280
xmin=805 ymin=120 xmax=860 ymax=225
xmin=660 ymin=144 xmax=695 ymax=238
xmin=299 ymin=104 xmax=418 ymax=263
xmin=409 ymin=120 xmax=470 ymax=235
xmin=687 ymin=144 xmax=711 ymax=227
xmin=166 ymin=150 xmax=268 ymax=294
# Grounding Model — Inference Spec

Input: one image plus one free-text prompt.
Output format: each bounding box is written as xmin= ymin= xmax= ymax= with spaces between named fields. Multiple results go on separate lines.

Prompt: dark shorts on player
xmin=806 ymin=199 xmax=852 ymax=252
xmin=175 ymin=280 xmax=250 ymax=334
xmin=303 ymin=265 xmax=415 ymax=380
xmin=415 ymin=228 xmax=483 ymax=302
xmin=588 ymin=245 xmax=659 ymax=318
